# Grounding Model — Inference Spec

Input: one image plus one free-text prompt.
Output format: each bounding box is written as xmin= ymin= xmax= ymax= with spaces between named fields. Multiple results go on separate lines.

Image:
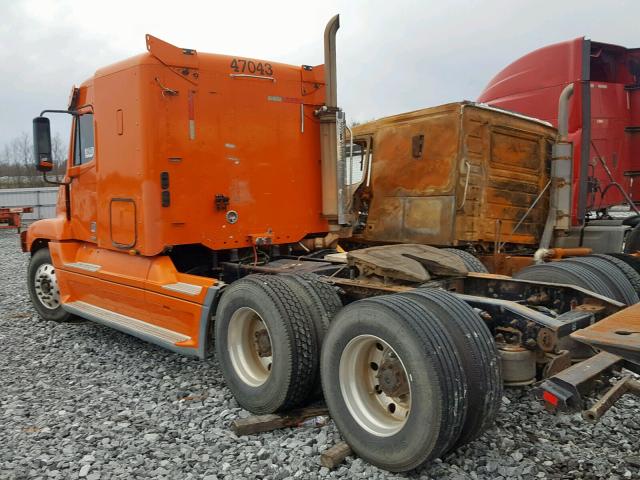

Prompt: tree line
xmin=0 ymin=132 xmax=67 ymax=188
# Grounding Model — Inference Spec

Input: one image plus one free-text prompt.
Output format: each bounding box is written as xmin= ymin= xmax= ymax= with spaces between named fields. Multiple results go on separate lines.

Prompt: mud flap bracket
xmin=536 ymin=351 xmax=623 ymax=412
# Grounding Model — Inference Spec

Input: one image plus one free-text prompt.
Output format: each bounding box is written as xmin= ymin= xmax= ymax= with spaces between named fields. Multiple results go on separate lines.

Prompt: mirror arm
xmin=42 ymin=172 xmax=72 ymax=221
xmin=40 ymin=109 xmax=79 ymax=117
xmin=42 ymin=171 xmax=71 ymax=186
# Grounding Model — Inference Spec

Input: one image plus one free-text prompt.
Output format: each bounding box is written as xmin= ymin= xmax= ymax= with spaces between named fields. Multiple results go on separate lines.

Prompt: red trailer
xmin=479 ymin=38 xmax=640 ymax=226
xmin=0 ymin=206 xmax=33 ymax=233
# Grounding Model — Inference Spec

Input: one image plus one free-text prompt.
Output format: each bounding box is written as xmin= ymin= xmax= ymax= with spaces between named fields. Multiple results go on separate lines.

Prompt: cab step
xmin=64 ymin=262 xmax=101 ymax=272
xmin=63 ymin=301 xmax=192 ymax=352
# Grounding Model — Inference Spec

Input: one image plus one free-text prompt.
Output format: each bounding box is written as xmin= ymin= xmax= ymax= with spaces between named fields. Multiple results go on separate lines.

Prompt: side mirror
xmin=33 ymin=116 xmax=53 ymax=172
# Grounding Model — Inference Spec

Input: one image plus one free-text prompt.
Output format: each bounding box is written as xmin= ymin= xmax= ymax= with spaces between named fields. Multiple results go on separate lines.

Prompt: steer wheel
xmin=27 ymin=248 xmax=71 ymax=322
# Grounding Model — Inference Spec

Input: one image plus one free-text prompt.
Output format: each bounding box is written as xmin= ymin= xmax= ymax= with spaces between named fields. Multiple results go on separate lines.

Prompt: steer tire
xmin=321 ymin=294 xmax=467 ymax=472
xmin=400 ymin=288 xmax=502 ymax=449
xmin=591 ymin=254 xmax=640 ymax=296
xmin=561 ymin=257 xmax=638 ymax=305
xmin=215 ymin=274 xmax=319 ymax=414
xmin=514 ymin=262 xmax=617 ymax=300
xmin=27 ymin=248 xmax=71 ymax=322
xmin=442 ymin=248 xmax=489 ymax=273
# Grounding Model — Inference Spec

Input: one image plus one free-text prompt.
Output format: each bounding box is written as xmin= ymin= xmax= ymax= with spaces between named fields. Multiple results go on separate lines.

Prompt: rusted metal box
xmin=351 ymin=102 xmax=556 ymax=248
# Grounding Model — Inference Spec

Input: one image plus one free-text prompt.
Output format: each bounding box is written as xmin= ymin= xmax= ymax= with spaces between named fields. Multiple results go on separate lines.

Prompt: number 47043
xmin=230 ymin=58 xmax=273 ymax=75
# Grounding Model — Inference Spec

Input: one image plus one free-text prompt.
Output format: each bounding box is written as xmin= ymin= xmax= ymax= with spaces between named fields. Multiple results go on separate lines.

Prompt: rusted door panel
xmin=370 ymin=111 xmax=459 ymax=197
xmin=362 ymin=104 xmax=461 ymax=244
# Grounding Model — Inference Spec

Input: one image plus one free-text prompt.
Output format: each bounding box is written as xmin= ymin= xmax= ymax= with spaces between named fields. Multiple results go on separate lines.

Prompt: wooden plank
xmin=320 ymin=442 xmax=352 ymax=469
xmin=231 ymin=405 xmax=329 ymax=436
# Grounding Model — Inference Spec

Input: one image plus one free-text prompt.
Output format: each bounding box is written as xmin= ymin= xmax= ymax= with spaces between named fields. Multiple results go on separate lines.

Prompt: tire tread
xmin=216 ymin=274 xmax=318 ymax=413
xmin=515 ymin=262 xmax=616 ymax=300
xmin=591 ymin=254 xmax=640 ymax=296
xmin=442 ymin=248 xmax=488 ymax=273
xmin=402 ymin=289 xmax=502 ymax=447
xmin=364 ymin=295 xmax=467 ymax=468
xmin=562 ymin=257 xmax=638 ymax=305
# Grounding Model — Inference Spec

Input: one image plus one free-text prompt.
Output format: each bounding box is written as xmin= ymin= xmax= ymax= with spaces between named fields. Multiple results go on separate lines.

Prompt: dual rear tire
xmin=320 ymin=290 xmax=501 ymax=472
xmin=216 ymin=274 xmax=501 ymax=472
xmin=442 ymin=248 xmax=489 ymax=273
xmin=514 ymin=256 xmax=639 ymax=305
xmin=214 ymin=274 xmax=341 ymax=413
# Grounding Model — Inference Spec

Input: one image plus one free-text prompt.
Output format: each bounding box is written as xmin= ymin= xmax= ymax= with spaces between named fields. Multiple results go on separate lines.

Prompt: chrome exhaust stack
xmin=539 ymin=83 xmax=574 ymax=251
xmin=318 ymin=14 xmax=349 ymax=229
xmin=324 ymin=15 xmax=339 ymax=109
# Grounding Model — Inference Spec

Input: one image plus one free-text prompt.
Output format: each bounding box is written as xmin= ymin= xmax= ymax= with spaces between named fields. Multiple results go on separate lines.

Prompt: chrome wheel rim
xmin=34 ymin=263 xmax=60 ymax=310
xmin=227 ymin=307 xmax=273 ymax=387
xmin=339 ymin=335 xmax=411 ymax=437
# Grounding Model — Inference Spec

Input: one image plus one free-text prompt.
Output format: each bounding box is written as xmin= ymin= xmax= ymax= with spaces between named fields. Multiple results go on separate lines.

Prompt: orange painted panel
xmin=35 ymin=35 xmax=330 ymax=256
xmin=145 ymin=255 xmax=215 ymax=304
xmin=49 ymin=241 xmax=214 ymax=302
xmin=58 ymin=37 xmax=331 ymax=257
xmin=56 ymin=268 xmax=203 ymax=344
xmin=50 ymin=241 xmax=150 ymax=290
xmin=49 ymin=241 xmax=213 ymax=349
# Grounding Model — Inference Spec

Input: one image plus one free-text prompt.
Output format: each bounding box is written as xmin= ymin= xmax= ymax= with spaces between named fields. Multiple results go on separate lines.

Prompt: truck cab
xmin=479 ymin=37 xmax=640 ymax=226
xmin=24 ymin=30 xmax=342 ymax=358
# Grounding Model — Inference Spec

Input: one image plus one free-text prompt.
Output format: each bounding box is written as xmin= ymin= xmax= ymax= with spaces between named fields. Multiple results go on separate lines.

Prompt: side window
xmin=73 ymin=113 xmax=95 ymax=166
xmin=345 ymin=142 xmax=365 ymax=185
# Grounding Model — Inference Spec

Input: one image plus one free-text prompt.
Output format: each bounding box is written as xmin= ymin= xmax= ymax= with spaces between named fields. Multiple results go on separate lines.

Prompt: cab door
xmin=68 ymin=110 xmax=98 ymax=243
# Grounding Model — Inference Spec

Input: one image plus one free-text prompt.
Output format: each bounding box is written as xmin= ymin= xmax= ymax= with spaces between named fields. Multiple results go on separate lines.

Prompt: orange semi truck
xmin=23 ymin=17 xmax=640 ymax=472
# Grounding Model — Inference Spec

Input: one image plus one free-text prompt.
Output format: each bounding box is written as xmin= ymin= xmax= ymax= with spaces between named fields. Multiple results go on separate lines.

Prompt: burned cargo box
xmin=348 ymin=102 xmax=556 ymax=249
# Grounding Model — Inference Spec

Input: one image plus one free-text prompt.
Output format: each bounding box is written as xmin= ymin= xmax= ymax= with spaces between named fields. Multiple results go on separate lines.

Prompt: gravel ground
xmin=1 ymin=230 xmax=639 ymax=480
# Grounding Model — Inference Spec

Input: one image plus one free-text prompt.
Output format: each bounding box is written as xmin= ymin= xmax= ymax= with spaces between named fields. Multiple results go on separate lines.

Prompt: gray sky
xmin=1 ymin=0 xmax=639 ymax=147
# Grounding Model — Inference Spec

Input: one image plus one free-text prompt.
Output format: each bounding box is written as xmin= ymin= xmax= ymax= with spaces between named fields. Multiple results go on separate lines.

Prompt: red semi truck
xmin=479 ymin=38 xmax=640 ymax=244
